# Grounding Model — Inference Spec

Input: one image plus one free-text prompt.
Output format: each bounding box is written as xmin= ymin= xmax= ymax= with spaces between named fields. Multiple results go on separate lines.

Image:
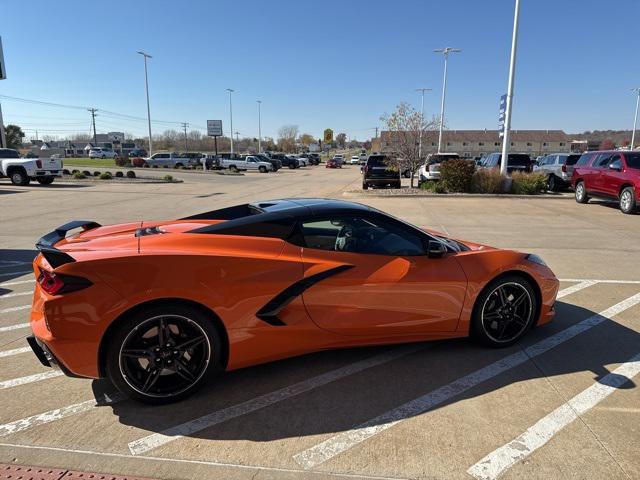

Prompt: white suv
xmin=88 ymin=147 xmax=119 ymax=159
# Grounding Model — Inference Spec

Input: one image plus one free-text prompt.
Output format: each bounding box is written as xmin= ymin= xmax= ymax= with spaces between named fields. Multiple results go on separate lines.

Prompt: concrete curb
xmin=343 ymin=191 xmax=573 ymax=199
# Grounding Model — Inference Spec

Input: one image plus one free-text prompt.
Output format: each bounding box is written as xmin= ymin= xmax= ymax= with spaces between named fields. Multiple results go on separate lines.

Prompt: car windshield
xmin=625 ymin=152 xmax=640 ymax=169
xmin=508 ymin=154 xmax=531 ymax=166
xmin=367 ymin=155 xmax=387 ymax=166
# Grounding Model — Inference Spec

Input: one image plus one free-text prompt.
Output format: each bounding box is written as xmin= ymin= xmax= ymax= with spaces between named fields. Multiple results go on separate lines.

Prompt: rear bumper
xmin=365 ymin=177 xmax=400 ymax=185
xmin=33 ymin=170 xmax=62 ymax=177
xmin=26 ymin=335 xmax=86 ymax=378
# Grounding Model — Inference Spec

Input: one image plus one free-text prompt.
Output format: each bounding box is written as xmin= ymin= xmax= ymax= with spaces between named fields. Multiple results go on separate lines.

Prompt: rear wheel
xmin=574 ymin=181 xmax=589 ymax=204
xmin=9 ymin=169 xmax=30 ymax=186
xmin=547 ymin=174 xmax=557 ymax=192
xmin=36 ymin=176 xmax=55 ymax=185
xmin=259 ymin=165 xmax=267 ymax=173
xmin=288 ymin=164 xmax=295 ymax=169
xmin=620 ymin=187 xmax=637 ymax=214
xmin=472 ymin=275 xmax=538 ymax=348
xmin=105 ymin=304 xmax=223 ymax=404
xmin=362 ymin=182 xmax=369 ymax=190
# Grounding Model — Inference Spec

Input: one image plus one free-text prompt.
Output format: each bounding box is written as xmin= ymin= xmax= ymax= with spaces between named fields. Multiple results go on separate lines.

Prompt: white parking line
xmin=0 ymin=370 xmax=63 ymax=390
xmin=292 ymin=292 xmax=640 ymax=469
xmin=467 ymin=352 xmax=640 ymax=480
xmin=0 ymin=291 xmax=32 ymax=299
xmin=128 ymin=344 xmax=426 ymax=455
xmin=0 ymin=392 xmax=125 ymax=438
xmin=0 ymin=305 xmax=30 ymax=314
xmin=0 ymin=279 xmax=34 ymax=287
xmin=0 ymin=270 xmax=31 ymax=278
xmin=0 ymin=346 xmax=31 ymax=358
xmin=556 ymin=280 xmax=597 ymax=299
xmin=559 ymin=278 xmax=640 ymax=285
xmin=0 ymin=322 xmax=30 ymax=333
xmin=0 ymin=261 xmax=30 ymax=267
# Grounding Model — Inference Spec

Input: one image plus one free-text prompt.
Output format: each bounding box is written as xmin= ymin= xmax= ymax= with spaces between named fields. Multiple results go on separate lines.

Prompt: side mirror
xmin=609 ymin=162 xmax=621 ymax=172
xmin=426 ymin=240 xmax=447 ymax=258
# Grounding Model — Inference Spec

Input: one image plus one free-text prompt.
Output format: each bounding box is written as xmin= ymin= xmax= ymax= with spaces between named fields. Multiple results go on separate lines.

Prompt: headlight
xmin=525 ymin=253 xmax=547 ymax=267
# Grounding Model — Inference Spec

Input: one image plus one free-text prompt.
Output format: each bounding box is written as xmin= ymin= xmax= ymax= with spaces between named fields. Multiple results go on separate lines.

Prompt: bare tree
xmin=298 ymin=133 xmax=315 ymax=147
xmin=278 ymin=125 xmax=299 ymax=152
xmin=336 ymin=132 xmax=347 ymax=148
xmin=380 ymin=102 xmax=438 ymax=187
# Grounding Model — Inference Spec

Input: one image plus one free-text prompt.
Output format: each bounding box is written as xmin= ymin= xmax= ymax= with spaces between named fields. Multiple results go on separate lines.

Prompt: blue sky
xmin=1 ymin=0 xmax=639 ymax=141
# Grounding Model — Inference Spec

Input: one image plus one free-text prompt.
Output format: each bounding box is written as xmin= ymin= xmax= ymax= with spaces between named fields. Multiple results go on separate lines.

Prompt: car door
xmin=591 ymin=152 xmax=613 ymax=195
xmin=601 ymin=153 xmax=624 ymax=197
xmin=298 ymin=214 xmax=467 ymax=336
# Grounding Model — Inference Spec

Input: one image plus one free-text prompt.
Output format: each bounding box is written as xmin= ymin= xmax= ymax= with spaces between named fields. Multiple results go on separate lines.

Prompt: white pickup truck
xmin=0 ymin=148 xmax=63 ymax=186
xmin=144 ymin=152 xmax=198 ymax=168
xmin=221 ymin=155 xmax=273 ymax=173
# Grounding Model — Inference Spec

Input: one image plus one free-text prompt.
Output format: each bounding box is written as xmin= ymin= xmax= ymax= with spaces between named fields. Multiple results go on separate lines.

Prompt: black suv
xmin=255 ymin=154 xmax=281 ymax=171
xmin=362 ymin=154 xmax=400 ymax=189
xmin=299 ymin=153 xmax=320 ymax=165
xmin=481 ymin=153 xmax=533 ymax=173
xmin=270 ymin=153 xmax=299 ymax=169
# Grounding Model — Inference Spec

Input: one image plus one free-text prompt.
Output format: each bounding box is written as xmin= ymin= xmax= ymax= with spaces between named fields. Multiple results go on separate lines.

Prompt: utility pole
xmin=631 ymin=88 xmax=640 ymax=151
xmin=88 ymin=108 xmax=98 ymax=145
xmin=500 ymin=0 xmax=521 ymax=176
xmin=137 ymin=51 xmax=153 ymax=155
xmin=181 ymin=122 xmax=189 ymax=151
xmin=256 ymin=100 xmax=262 ymax=153
xmin=235 ymin=131 xmax=240 ymax=143
xmin=0 ymin=101 xmax=6 ymax=148
xmin=434 ymin=47 xmax=461 ymax=153
xmin=416 ymin=88 xmax=432 ymax=160
xmin=226 ymin=88 xmax=235 ymax=153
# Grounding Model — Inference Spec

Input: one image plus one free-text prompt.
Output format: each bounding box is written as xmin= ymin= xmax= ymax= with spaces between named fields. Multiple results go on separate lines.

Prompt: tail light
xmin=37 ymin=269 xmax=92 ymax=295
xmin=36 ymin=160 xmax=42 ymax=168
xmin=561 ymin=164 xmax=567 ymax=173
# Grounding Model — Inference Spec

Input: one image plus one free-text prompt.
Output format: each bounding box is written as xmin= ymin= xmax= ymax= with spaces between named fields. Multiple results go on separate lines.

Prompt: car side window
xmin=608 ymin=155 xmax=622 ymax=170
xmin=594 ymin=153 xmax=613 ymax=168
xmin=301 ymin=216 xmax=426 ymax=256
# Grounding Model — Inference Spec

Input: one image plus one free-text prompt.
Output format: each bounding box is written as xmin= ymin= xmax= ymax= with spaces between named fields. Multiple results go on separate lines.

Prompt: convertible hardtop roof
xmin=183 ymin=198 xmax=377 ymax=239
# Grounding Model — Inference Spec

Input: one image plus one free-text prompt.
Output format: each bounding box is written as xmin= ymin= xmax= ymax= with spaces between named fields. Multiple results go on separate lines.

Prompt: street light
xmin=257 ymin=100 xmax=262 ymax=153
xmin=416 ymin=88 xmax=432 ymax=159
xmin=137 ymin=51 xmax=153 ymax=156
xmin=226 ymin=88 xmax=235 ymax=154
xmin=434 ymin=47 xmax=461 ymax=153
xmin=499 ymin=0 xmax=521 ymax=176
xmin=631 ymin=88 xmax=640 ymax=151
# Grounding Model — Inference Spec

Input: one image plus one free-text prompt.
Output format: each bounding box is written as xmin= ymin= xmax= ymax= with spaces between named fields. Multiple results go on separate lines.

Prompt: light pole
xmin=631 ymin=88 xmax=640 ymax=151
xmin=137 ymin=51 xmax=153 ymax=156
xmin=416 ymin=88 xmax=431 ymax=159
xmin=434 ymin=47 xmax=461 ymax=153
xmin=499 ymin=0 xmax=521 ymax=176
xmin=226 ymin=88 xmax=234 ymax=154
xmin=257 ymin=100 xmax=262 ymax=153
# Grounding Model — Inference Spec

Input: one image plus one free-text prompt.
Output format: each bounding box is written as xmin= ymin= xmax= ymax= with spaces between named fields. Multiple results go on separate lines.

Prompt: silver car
xmin=533 ymin=153 xmax=581 ymax=191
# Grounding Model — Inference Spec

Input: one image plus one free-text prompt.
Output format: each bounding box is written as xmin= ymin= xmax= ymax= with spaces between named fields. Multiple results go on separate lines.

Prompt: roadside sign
xmin=0 ymin=37 xmax=6 ymax=80
xmin=323 ymin=128 xmax=333 ymax=143
xmin=498 ymin=94 xmax=507 ymax=137
xmin=207 ymin=120 xmax=223 ymax=137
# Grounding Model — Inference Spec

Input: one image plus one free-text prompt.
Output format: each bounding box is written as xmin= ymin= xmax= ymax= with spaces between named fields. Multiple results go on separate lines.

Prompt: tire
xmin=619 ymin=187 xmax=637 ymax=214
xmin=9 ymin=169 xmax=30 ymax=186
xmin=175 ymin=163 xmax=184 ymax=169
xmin=288 ymin=164 xmax=295 ymax=169
xmin=547 ymin=174 xmax=557 ymax=192
xmin=472 ymin=275 xmax=538 ymax=348
xmin=259 ymin=166 xmax=267 ymax=173
xmin=362 ymin=182 xmax=369 ymax=190
xmin=36 ymin=177 xmax=55 ymax=185
xmin=105 ymin=304 xmax=224 ymax=404
xmin=574 ymin=181 xmax=589 ymax=204
xmin=229 ymin=165 xmax=238 ymax=172
xmin=393 ymin=182 xmax=401 ymax=189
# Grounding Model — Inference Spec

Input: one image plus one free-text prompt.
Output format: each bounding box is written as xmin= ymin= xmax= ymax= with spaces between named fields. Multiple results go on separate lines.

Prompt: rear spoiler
xmin=36 ymin=221 xmax=101 ymax=268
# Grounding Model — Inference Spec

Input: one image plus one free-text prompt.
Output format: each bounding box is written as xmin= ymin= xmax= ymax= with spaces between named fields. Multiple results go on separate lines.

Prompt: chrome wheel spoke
xmin=175 ymin=335 xmax=205 ymax=351
xmin=497 ymin=287 xmax=509 ymax=306
xmin=121 ymin=348 xmax=148 ymax=359
xmin=174 ymin=359 xmax=196 ymax=382
xmin=512 ymin=292 xmax=527 ymax=308
xmin=141 ymin=368 xmax=162 ymax=393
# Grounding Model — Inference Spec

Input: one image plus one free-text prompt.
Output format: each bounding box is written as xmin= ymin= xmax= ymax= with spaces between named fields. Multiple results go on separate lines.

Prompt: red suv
xmin=571 ymin=150 xmax=640 ymax=214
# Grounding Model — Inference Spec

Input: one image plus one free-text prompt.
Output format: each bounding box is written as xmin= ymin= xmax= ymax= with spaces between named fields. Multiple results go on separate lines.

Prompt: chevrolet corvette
xmin=28 ymin=198 xmax=559 ymax=404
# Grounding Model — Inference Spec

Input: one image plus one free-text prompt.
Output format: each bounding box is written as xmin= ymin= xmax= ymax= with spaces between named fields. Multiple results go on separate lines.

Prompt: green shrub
xmin=439 ymin=160 xmax=475 ymax=193
xmin=82 ymin=170 xmax=91 ymax=177
xmin=434 ymin=182 xmax=447 ymax=194
xmin=72 ymin=171 xmax=86 ymax=179
xmin=93 ymin=171 xmax=101 ymax=177
xmin=126 ymin=170 xmax=136 ymax=179
xmin=419 ymin=180 xmax=438 ymax=192
xmin=115 ymin=171 xmax=124 ymax=178
xmin=471 ymin=169 xmax=505 ymax=194
xmin=71 ymin=169 xmax=79 ymax=174
xmin=511 ymin=171 xmax=547 ymax=195
xmin=99 ymin=172 xmax=113 ymax=180
xmin=114 ymin=156 xmax=127 ymax=167
xmin=163 ymin=174 xmax=174 ymax=182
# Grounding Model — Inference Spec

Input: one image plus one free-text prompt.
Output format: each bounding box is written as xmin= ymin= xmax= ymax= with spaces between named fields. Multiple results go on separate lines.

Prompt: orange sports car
xmin=28 ymin=198 xmax=559 ymax=404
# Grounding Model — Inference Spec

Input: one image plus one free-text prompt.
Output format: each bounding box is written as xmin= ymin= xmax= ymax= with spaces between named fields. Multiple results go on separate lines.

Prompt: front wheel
xmin=472 ymin=275 xmax=538 ymax=348
xmin=574 ymin=181 xmax=589 ymax=204
xmin=36 ymin=177 xmax=55 ymax=185
xmin=547 ymin=175 xmax=557 ymax=192
xmin=620 ymin=187 xmax=637 ymax=214
xmin=106 ymin=304 xmax=223 ymax=404
xmin=259 ymin=165 xmax=267 ymax=173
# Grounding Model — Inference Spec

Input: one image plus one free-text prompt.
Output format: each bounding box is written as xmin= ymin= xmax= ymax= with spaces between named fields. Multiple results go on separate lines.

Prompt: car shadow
xmin=0 ymin=249 xmax=39 ymax=283
xmin=99 ymin=300 xmax=639 ymax=443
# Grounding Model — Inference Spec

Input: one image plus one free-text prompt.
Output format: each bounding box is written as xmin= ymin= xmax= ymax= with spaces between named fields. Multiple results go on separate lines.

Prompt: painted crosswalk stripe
xmin=0 ymin=322 xmax=30 ymax=333
xmin=556 ymin=280 xmax=597 ymax=299
xmin=292 ymin=292 xmax=640 ymax=469
xmin=467 ymin=352 xmax=640 ymax=480
xmin=0 ymin=370 xmax=63 ymax=389
xmin=0 ymin=270 xmax=31 ymax=278
xmin=0 ymin=392 xmax=125 ymax=438
xmin=0 ymin=279 xmax=34 ymax=287
xmin=0 ymin=291 xmax=32 ymax=299
xmin=128 ymin=344 xmax=426 ymax=455
xmin=0 ymin=346 xmax=31 ymax=358
xmin=0 ymin=305 xmax=30 ymax=314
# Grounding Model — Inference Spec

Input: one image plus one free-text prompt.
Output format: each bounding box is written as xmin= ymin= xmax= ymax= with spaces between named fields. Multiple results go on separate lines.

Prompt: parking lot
xmin=1 ymin=165 xmax=639 ymax=480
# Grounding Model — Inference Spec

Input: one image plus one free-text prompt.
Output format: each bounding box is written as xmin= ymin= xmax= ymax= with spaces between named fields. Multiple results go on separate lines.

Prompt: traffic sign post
xmin=207 ymin=120 xmax=223 ymax=155
xmin=0 ymin=37 xmax=6 ymax=149
xmin=498 ymin=94 xmax=507 ymax=137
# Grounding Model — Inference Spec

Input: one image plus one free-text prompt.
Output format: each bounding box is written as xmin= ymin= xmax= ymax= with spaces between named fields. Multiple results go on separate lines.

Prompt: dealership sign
xmin=207 ymin=120 xmax=223 ymax=137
